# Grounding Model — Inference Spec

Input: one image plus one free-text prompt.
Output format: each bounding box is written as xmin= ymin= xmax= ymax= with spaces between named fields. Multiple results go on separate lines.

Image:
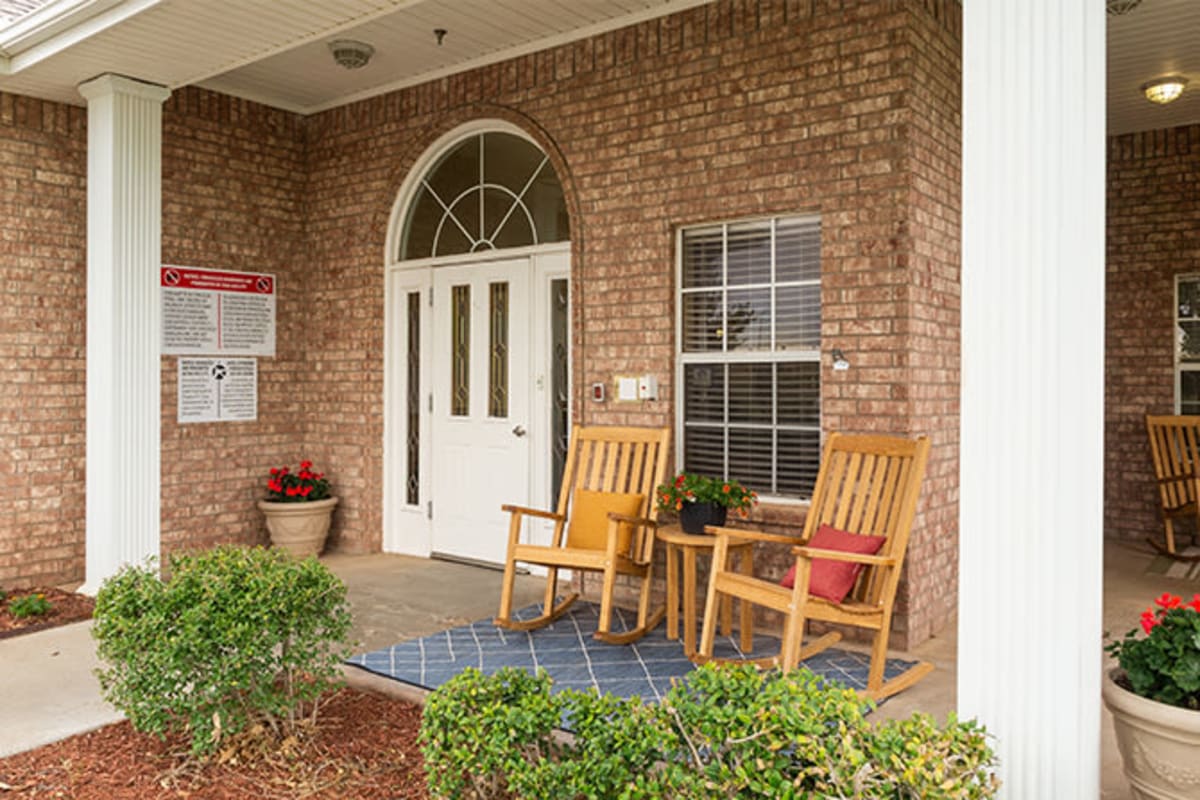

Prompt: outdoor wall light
xmin=329 ymin=40 xmax=375 ymax=70
xmin=831 ymin=349 xmax=850 ymax=372
xmin=1143 ymin=76 xmax=1188 ymax=105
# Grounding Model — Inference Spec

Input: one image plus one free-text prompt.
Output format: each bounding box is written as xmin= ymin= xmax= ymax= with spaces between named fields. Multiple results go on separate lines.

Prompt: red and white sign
xmin=161 ymin=266 xmax=276 ymax=357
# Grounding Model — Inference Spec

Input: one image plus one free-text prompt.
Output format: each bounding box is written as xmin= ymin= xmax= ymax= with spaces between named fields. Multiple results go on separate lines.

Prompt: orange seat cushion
xmin=780 ymin=524 xmax=887 ymax=603
xmin=567 ymin=489 xmax=645 ymax=552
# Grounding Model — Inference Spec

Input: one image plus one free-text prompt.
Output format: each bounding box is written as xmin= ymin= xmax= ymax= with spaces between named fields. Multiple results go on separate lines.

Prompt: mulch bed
xmin=0 ymin=589 xmax=95 ymax=640
xmin=0 ymin=688 xmax=430 ymax=799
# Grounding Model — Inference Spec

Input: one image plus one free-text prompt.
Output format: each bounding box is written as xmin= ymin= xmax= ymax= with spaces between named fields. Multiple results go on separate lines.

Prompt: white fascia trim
xmin=2 ymin=0 xmax=163 ymax=73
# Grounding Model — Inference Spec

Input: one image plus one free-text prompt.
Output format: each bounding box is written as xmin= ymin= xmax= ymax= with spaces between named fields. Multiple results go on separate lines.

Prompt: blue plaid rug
xmin=347 ymin=602 xmax=918 ymax=703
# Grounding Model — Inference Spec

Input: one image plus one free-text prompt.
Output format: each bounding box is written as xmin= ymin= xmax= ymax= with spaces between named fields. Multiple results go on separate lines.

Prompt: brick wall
xmin=898 ymin=0 xmax=961 ymax=644
xmin=0 ymin=95 xmax=87 ymax=589
xmin=1106 ymin=124 xmax=1200 ymax=543
xmin=304 ymin=0 xmax=963 ymax=647
xmin=159 ymin=88 xmax=310 ymax=559
xmin=0 ymin=0 xmax=964 ymax=647
xmin=0 ymin=88 xmax=311 ymax=589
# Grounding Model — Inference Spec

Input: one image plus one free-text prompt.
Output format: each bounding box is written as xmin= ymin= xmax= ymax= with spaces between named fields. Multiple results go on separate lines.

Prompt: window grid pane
xmin=400 ymin=132 xmax=569 ymax=260
xmin=405 ymin=291 xmax=421 ymax=506
xmin=1177 ymin=275 xmax=1200 ymax=413
xmin=488 ymin=282 xmax=509 ymax=418
xmin=451 ymin=285 xmax=470 ymax=417
xmin=550 ymin=279 xmax=570 ymax=502
xmin=679 ymin=215 xmax=821 ymax=498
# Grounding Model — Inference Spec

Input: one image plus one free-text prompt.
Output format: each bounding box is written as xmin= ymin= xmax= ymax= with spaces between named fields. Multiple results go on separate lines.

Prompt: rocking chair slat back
xmin=557 ymin=425 xmax=670 ymax=552
xmin=1145 ymin=415 xmax=1200 ymax=557
xmin=799 ymin=434 xmax=927 ymax=605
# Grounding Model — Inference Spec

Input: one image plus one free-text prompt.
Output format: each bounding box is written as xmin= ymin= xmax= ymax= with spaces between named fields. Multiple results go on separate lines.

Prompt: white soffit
xmin=1107 ymin=0 xmax=1200 ymax=136
xmin=199 ymin=0 xmax=713 ymax=114
xmin=0 ymin=0 xmax=715 ymax=112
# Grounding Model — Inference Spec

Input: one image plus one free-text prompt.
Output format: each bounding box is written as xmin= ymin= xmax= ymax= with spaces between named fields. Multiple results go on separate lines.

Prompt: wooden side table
xmin=658 ymin=524 xmax=754 ymax=656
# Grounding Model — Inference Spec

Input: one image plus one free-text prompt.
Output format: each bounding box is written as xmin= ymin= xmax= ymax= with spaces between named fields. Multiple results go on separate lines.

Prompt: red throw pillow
xmin=780 ymin=524 xmax=887 ymax=603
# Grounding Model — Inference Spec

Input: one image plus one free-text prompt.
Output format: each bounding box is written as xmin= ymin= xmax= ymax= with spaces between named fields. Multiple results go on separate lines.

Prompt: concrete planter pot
xmin=1103 ymin=667 xmax=1200 ymax=799
xmin=257 ymin=497 xmax=338 ymax=558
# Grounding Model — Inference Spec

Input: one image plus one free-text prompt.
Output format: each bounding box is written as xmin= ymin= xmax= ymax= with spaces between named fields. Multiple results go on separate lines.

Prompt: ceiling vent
xmin=329 ymin=40 xmax=375 ymax=70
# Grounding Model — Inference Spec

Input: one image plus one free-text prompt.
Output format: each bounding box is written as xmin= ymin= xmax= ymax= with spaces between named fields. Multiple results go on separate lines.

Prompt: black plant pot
xmin=679 ymin=501 xmax=728 ymax=534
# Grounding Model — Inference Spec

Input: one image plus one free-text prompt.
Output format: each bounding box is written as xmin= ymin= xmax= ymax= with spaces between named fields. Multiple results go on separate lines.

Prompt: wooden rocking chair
xmin=495 ymin=425 xmax=671 ymax=644
xmin=1145 ymin=414 xmax=1200 ymax=561
xmin=697 ymin=433 xmax=932 ymax=702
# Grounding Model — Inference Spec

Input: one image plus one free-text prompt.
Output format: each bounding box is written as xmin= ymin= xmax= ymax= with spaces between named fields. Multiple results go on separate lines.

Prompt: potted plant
xmin=656 ymin=472 xmax=757 ymax=534
xmin=257 ymin=460 xmax=338 ymax=557
xmin=1103 ymin=591 xmax=1200 ymax=799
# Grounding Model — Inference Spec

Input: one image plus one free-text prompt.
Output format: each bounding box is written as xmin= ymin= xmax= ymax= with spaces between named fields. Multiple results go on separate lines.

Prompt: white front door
xmin=431 ymin=258 xmax=530 ymax=564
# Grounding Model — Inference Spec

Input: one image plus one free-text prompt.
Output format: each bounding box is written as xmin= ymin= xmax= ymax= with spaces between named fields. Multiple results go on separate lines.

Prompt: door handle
xmin=512 ymin=425 xmax=527 ymax=437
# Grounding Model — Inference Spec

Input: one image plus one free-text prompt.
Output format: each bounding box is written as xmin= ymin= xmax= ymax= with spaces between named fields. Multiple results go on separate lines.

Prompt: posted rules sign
xmin=177 ymin=358 xmax=258 ymax=423
xmin=161 ymin=266 xmax=276 ymax=357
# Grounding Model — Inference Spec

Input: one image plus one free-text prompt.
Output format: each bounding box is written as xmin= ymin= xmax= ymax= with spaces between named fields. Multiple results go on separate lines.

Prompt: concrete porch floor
xmin=324 ymin=539 xmax=1190 ymax=798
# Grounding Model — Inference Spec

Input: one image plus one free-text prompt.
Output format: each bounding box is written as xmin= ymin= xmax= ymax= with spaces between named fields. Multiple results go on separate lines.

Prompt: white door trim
xmin=383 ymin=242 xmax=570 ymax=557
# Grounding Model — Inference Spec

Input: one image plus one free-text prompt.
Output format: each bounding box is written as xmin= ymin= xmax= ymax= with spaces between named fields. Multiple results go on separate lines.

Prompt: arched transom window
xmin=400 ymin=131 xmax=569 ymax=260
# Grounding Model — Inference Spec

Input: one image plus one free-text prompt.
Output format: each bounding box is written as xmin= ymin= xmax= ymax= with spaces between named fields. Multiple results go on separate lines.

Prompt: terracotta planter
xmin=1103 ymin=668 xmax=1200 ymax=799
xmin=257 ymin=497 xmax=338 ymax=557
xmin=678 ymin=501 xmax=728 ymax=535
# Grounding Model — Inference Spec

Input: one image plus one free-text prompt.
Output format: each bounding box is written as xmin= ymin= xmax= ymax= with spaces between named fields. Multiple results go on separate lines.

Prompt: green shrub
xmin=92 ymin=545 xmax=353 ymax=757
xmin=8 ymin=592 xmax=52 ymax=618
xmin=420 ymin=664 xmax=1000 ymax=799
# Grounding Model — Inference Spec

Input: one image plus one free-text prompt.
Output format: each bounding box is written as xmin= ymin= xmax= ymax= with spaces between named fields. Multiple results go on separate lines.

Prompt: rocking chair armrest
xmin=606 ymin=512 xmax=658 ymax=529
xmin=706 ymin=526 xmax=803 ymax=547
xmin=501 ymin=504 xmax=566 ymax=522
xmin=791 ymin=546 xmax=898 ymax=567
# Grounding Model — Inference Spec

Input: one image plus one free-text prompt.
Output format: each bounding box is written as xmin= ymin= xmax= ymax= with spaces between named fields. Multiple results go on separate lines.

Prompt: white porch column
xmin=78 ymin=74 xmax=171 ymax=594
xmin=960 ymin=2 xmax=1105 ymax=797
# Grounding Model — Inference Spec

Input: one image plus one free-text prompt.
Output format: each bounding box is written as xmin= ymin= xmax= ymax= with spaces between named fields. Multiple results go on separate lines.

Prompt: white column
xmin=959 ymin=2 xmax=1105 ymax=796
xmin=78 ymin=74 xmax=171 ymax=594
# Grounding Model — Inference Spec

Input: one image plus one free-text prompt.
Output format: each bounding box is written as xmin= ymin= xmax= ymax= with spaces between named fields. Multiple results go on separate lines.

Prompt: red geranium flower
xmin=264 ymin=460 xmax=331 ymax=503
xmin=1155 ymin=592 xmax=1182 ymax=610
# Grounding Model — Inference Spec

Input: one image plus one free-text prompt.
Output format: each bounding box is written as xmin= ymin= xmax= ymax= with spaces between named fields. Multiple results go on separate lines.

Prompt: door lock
xmin=512 ymin=425 xmax=527 ymax=437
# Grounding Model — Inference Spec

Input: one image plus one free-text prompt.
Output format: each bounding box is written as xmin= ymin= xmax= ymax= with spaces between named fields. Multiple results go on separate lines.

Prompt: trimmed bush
xmin=420 ymin=664 xmax=999 ymax=799
xmin=92 ymin=546 xmax=353 ymax=756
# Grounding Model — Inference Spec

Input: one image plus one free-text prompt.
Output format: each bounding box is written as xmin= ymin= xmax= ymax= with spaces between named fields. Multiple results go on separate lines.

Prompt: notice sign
xmin=178 ymin=358 xmax=257 ymax=424
xmin=162 ymin=266 xmax=275 ymax=356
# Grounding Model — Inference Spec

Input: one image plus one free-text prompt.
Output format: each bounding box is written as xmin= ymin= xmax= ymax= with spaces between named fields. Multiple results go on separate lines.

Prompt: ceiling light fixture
xmin=328 ymin=40 xmax=375 ymax=70
xmin=1106 ymin=0 xmax=1142 ymax=15
xmin=1142 ymin=76 xmax=1188 ymax=105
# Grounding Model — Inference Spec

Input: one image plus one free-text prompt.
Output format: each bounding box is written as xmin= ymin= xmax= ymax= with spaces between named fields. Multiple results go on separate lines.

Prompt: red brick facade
xmin=0 ymin=96 xmax=87 ymax=587
xmin=0 ymin=0 xmax=963 ymax=648
xmin=1105 ymin=124 xmax=1200 ymax=544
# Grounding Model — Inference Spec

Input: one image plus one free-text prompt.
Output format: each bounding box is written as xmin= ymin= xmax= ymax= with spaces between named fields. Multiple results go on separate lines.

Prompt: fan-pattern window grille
xmin=1176 ymin=275 xmax=1200 ymax=413
xmin=679 ymin=216 xmax=821 ymax=498
xmin=400 ymin=132 xmax=569 ymax=260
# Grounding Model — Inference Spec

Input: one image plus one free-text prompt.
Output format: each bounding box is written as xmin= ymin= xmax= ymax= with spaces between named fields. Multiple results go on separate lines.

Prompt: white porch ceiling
xmin=0 ymin=0 xmax=1197 ymax=135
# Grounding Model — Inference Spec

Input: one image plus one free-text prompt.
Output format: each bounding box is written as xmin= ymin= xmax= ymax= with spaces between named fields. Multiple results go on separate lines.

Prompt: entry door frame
xmin=383 ymin=242 xmax=570 ymax=557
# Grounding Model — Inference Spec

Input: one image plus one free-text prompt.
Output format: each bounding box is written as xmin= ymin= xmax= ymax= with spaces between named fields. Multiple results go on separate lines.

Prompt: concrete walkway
xmin=0 ymin=546 xmax=1178 ymax=798
xmin=0 ymin=620 xmax=122 ymax=757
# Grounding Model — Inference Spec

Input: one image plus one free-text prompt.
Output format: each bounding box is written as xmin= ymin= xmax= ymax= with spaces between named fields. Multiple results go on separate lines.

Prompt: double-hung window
xmin=677 ymin=216 xmax=822 ymax=499
xmin=1177 ymin=274 xmax=1200 ymax=413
